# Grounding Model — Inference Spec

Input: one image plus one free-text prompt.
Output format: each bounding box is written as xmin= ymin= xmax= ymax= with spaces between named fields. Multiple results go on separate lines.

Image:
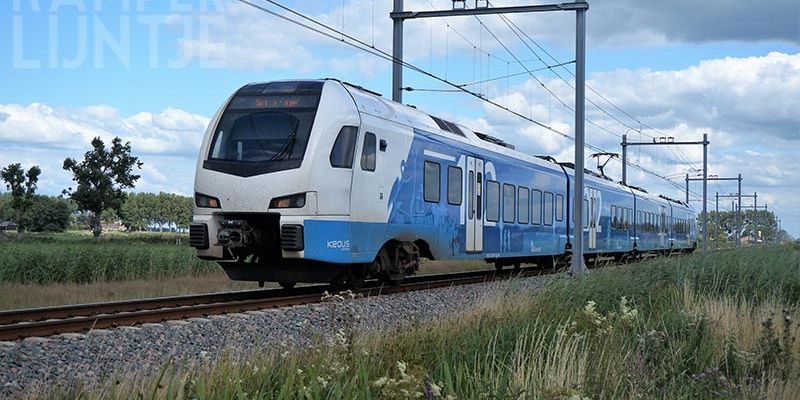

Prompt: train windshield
xmin=204 ymin=81 xmax=323 ymax=177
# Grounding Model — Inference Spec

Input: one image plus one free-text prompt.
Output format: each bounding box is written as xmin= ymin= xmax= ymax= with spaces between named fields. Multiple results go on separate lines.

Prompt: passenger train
xmin=190 ymin=79 xmax=697 ymax=287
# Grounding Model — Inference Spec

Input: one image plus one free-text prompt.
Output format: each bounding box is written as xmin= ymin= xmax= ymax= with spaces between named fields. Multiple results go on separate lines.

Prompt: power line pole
xmin=621 ymin=134 xmax=627 ymax=184
xmin=753 ymin=192 xmax=758 ymax=244
xmin=392 ymin=0 xmax=404 ymax=102
xmin=685 ymin=173 xmax=690 ymax=203
xmin=573 ymin=0 xmax=588 ymax=275
xmin=622 ymin=134 xmax=710 ymax=253
xmin=715 ymin=191 xmax=719 ymax=248
xmin=688 ymin=174 xmax=742 ymax=248
xmin=737 ymin=173 xmax=742 ymax=247
xmin=390 ymin=0 xmax=590 ymax=275
xmin=703 ymin=134 xmax=707 ymax=253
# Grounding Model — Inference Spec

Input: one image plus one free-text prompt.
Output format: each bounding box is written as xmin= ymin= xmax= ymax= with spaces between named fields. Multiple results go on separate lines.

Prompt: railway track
xmin=0 ymin=267 xmax=548 ymax=341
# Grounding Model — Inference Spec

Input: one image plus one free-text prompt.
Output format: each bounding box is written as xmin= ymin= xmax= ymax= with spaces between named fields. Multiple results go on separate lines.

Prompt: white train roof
xmin=326 ymin=79 xmax=692 ymax=211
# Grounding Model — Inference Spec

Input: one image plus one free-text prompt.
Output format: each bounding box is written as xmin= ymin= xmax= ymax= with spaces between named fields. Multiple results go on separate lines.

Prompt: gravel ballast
xmin=0 ymin=275 xmax=552 ymax=397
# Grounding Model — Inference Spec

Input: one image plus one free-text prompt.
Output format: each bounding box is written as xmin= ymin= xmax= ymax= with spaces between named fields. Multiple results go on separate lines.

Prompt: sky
xmin=0 ymin=0 xmax=798 ymax=237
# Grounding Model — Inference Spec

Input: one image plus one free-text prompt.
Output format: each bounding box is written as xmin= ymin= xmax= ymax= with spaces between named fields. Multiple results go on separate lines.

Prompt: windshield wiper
xmin=268 ymin=119 xmax=299 ymax=162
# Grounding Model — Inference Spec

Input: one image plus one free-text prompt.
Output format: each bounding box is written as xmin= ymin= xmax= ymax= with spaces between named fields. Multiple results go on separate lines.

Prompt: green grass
xmin=56 ymin=244 xmax=800 ymax=399
xmin=0 ymin=232 xmax=217 ymax=284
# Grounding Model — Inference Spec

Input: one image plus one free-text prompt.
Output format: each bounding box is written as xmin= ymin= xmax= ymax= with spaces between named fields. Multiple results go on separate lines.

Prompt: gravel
xmin=0 ymin=274 xmax=552 ymax=397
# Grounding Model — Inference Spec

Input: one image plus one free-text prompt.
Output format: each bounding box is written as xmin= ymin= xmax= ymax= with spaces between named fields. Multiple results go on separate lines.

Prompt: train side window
xmin=476 ymin=173 xmax=482 ymax=220
xmin=620 ymin=207 xmax=626 ymax=229
xmin=468 ymin=171 xmax=474 ymax=220
xmin=531 ymin=189 xmax=542 ymax=225
xmin=486 ymin=180 xmax=500 ymax=222
xmin=544 ymin=191 xmax=554 ymax=226
xmin=329 ymin=126 xmax=359 ymax=168
xmin=518 ymin=187 xmax=530 ymax=224
xmin=360 ymin=132 xmax=376 ymax=171
xmin=447 ymin=166 xmax=462 ymax=205
xmin=503 ymin=184 xmax=515 ymax=223
xmin=611 ymin=205 xmax=617 ymax=229
xmin=555 ymin=194 xmax=564 ymax=221
xmin=423 ymin=161 xmax=440 ymax=203
xmin=583 ymin=199 xmax=589 ymax=229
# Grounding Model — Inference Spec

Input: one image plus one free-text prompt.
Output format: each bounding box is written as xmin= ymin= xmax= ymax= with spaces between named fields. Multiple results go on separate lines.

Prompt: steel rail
xmin=0 ymin=268 xmax=525 ymax=325
xmin=0 ymin=267 xmax=547 ymax=341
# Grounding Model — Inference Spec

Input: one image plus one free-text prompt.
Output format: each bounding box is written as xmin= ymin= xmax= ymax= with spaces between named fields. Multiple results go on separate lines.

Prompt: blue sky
xmin=1 ymin=0 xmax=798 ymax=236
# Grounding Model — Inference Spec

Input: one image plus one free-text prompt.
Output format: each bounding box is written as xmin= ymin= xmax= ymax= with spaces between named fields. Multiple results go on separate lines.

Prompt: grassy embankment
xmin=60 ymin=244 xmax=800 ymax=400
xmin=0 ymin=232 xmax=488 ymax=309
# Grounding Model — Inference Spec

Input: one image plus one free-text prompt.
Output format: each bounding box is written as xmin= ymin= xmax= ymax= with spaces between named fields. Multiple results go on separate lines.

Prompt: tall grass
xmin=41 ymin=245 xmax=800 ymax=399
xmin=0 ymin=232 xmax=216 ymax=284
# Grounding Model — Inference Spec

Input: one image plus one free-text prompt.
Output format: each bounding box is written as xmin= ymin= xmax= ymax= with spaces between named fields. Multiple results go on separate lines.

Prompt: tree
xmin=175 ymin=195 xmax=193 ymax=230
xmin=121 ymin=192 xmax=153 ymax=231
xmin=121 ymin=192 xmax=192 ymax=233
xmin=0 ymin=193 xmax=14 ymax=221
xmin=1 ymin=163 xmax=41 ymax=238
xmin=25 ymin=195 xmax=73 ymax=232
xmin=63 ymin=137 xmax=142 ymax=237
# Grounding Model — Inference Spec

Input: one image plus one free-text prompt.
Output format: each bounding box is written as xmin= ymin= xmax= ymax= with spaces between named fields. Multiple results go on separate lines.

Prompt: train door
xmin=588 ymin=188 xmax=599 ymax=250
xmin=659 ymin=206 xmax=667 ymax=248
xmin=466 ymin=156 xmax=484 ymax=253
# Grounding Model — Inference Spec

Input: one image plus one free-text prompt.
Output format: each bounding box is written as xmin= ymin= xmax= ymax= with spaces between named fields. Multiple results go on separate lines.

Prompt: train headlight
xmin=270 ymin=193 xmax=306 ymax=209
xmin=195 ymin=192 xmax=221 ymax=208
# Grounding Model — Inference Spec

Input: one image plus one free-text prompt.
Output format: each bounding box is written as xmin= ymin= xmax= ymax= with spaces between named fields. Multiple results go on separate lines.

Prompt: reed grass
xmin=0 ymin=232 xmax=216 ymax=284
xmin=37 ymin=244 xmax=800 ymax=399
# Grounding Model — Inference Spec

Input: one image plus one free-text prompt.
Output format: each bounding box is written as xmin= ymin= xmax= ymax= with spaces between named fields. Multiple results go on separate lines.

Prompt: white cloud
xmin=454 ymin=52 xmax=800 ymax=235
xmin=1 ymin=50 xmax=797 ymax=233
xmin=0 ymin=103 xmax=209 ymax=196
xmin=175 ymin=0 xmax=799 ymax=78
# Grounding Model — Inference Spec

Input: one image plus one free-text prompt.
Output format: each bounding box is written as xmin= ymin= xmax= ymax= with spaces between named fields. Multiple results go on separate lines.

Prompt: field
xmin=54 ymin=244 xmax=800 ymax=399
xmin=0 ymin=232 xmax=490 ymax=309
xmin=0 ymin=232 xmax=216 ymax=285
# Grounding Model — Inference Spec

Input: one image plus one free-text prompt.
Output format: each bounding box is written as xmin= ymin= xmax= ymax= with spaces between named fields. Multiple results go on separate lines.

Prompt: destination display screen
xmin=227 ymin=94 xmax=319 ymax=110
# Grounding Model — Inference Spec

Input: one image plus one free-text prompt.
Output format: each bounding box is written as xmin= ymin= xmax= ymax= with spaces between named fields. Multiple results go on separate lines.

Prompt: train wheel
xmin=375 ymin=247 xmax=404 ymax=285
xmin=495 ymin=261 xmax=503 ymax=271
xmin=347 ymin=265 xmax=367 ymax=290
xmin=279 ymin=281 xmax=296 ymax=289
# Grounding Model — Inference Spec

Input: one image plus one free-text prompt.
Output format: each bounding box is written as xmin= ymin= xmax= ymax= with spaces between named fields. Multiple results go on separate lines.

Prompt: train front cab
xmin=190 ymin=80 xmax=375 ymax=285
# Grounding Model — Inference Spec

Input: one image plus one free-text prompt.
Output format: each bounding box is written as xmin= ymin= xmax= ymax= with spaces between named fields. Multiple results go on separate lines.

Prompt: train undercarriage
xmin=193 ymin=214 xmax=695 ymax=289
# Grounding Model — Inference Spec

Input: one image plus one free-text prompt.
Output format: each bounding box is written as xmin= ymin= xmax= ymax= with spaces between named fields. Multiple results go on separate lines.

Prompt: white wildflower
xmin=430 ymin=381 xmax=442 ymax=397
xmin=373 ymin=377 xmax=388 ymax=387
xmin=396 ymin=361 xmax=408 ymax=376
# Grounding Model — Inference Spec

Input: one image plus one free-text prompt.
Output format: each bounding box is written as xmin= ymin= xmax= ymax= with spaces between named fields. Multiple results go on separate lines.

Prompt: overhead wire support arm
xmin=622 ymin=134 xmax=711 ymax=254
xmin=687 ymin=174 xmax=743 ymax=248
xmin=390 ymin=0 xmax=590 ymax=276
xmin=390 ymin=2 xmax=588 ymax=20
